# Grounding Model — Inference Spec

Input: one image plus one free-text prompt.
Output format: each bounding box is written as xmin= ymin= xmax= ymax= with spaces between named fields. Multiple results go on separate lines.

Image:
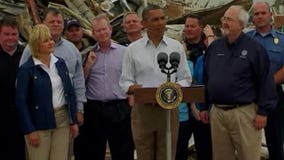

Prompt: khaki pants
xmin=131 ymin=104 xmax=179 ymax=160
xmin=210 ymin=103 xmax=262 ymax=160
xmin=25 ymin=108 xmax=70 ymax=160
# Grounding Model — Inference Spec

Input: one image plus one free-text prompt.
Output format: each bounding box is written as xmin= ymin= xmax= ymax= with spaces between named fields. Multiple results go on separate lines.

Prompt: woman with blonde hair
xmin=16 ymin=24 xmax=78 ymax=160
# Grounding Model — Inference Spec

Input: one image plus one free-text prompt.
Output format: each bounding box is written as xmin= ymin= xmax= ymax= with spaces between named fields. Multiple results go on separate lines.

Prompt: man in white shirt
xmin=119 ymin=5 xmax=191 ymax=160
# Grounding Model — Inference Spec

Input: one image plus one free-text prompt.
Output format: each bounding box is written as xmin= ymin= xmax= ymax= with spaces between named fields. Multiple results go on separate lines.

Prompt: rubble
xmin=0 ymin=0 xmax=254 ymax=42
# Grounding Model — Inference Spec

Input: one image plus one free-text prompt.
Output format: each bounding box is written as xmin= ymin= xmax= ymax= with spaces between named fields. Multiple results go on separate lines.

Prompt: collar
xmin=33 ymin=54 xmax=58 ymax=66
xmin=185 ymin=38 xmax=205 ymax=50
xmin=55 ymin=37 xmax=64 ymax=47
xmin=251 ymin=28 xmax=277 ymax=38
xmin=225 ymin=32 xmax=245 ymax=46
xmin=94 ymin=41 xmax=118 ymax=52
xmin=142 ymin=34 xmax=169 ymax=47
xmin=0 ymin=44 xmax=20 ymax=56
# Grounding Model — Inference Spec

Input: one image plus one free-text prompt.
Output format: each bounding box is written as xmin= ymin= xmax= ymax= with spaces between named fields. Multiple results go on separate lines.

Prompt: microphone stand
xmin=166 ymin=102 xmax=172 ymax=160
xmin=160 ymin=66 xmax=177 ymax=160
xmin=161 ymin=67 xmax=176 ymax=82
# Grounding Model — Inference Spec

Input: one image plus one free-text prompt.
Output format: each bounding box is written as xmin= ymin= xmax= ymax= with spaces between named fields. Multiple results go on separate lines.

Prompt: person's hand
xmin=84 ymin=51 xmax=97 ymax=78
xmin=27 ymin=131 xmax=40 ymax=147
xmin=77 ymin=112 xmax=84 ymax=126
xmin=128 ymin=84 xmax=142 ymax=95
xmin=203 ymin=25 xmax=214 ymax=37
xmin=199 ymin=111 xmax=209 ymax=124
xmin=190 ymin=103 xmax=200 ymax=121
xmin=254 ymin=114 xmax=267 ymax=130
xmin=86 ymin=51 xmax=97 ymax=66
xmin=70 ymin=124 xmax=79 ymax=138
xmin=128 ymin=95 xmax=135 ymax=107
xmin=203 ymin=25 xmax=215 ymax=46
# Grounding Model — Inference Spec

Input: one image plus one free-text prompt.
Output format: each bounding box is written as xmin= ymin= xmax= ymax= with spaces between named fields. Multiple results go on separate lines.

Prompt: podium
xmin=133 ymin=85 xmax=205 ymax=160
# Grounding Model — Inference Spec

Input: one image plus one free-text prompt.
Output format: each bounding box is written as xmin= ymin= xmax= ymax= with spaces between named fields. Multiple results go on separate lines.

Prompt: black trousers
xmin=73 ymin=124 xmax=86 ymax=160
xmin=1 ymin=107 xmax=26 ymax=160
xmin=79 ymin=99 xmax=134 ymax=160
xmin=265 ymin=92 xmax=284 ymax=160
xmin=176 ymin=116 xmax=212 ymax=160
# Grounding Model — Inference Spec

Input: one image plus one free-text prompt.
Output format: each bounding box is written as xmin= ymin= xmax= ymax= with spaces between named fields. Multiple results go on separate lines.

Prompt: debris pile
xmin=0 ymin=0 xmax=253 ymax=42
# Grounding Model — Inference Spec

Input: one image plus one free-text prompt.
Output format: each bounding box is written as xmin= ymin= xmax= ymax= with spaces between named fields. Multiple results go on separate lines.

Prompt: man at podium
xmin=119 ymin=5 xmax=192 ymax=160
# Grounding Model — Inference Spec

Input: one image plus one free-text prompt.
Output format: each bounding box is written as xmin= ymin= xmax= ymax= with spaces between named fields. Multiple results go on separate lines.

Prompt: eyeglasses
xmin=220 ymin=16 xmax=237 ymax=23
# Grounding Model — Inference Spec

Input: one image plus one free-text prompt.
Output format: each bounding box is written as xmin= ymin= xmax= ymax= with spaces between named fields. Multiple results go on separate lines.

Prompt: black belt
xmin=214 ymin=103 xmax=252 ymax=111
xmin=87 ymin=99 xmax=127 ymax=106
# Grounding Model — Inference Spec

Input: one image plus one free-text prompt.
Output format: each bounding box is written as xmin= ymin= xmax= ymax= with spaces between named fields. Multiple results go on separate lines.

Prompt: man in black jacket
xmin=0 ymin=16 xmax=26 ymax=160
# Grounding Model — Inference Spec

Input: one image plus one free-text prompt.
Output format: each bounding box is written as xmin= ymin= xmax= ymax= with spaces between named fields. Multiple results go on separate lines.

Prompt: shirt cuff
xmin=177 ymin=79 xmax=191 ymax=87
xmin=77 ymin=102 xmax=84 ymax=112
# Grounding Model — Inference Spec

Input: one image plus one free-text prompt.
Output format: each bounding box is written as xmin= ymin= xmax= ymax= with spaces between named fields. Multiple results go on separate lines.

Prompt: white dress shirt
xmin=119 ymin=35 xmax=192 ymax=93
xmin=33 ymin=54 xmax=66 ymax=108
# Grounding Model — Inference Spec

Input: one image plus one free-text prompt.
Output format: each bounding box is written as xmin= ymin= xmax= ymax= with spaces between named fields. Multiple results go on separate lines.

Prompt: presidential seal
xmin=156 ymin=82 xmax=183 ymax=109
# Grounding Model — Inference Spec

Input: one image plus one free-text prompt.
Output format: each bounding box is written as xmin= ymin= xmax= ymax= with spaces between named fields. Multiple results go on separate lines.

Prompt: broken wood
xmin=24 ymin=0 xmax=41 ymax=24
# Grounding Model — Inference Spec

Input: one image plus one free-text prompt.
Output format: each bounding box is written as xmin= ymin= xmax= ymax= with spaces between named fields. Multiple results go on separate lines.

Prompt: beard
xmin=222 ymin=28 xmax=230 ymax=36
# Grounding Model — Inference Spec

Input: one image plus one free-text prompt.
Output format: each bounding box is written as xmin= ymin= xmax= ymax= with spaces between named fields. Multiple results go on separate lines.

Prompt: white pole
xmin=166 ymin=109 xmax=172 ymax=160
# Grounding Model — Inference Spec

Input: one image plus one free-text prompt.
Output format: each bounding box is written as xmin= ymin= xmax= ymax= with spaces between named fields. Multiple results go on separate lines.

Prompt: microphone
xmin=157 ymin=52 xmax=168 ymax=71
xmin=169 ymin=52 xmax=180 ymax=71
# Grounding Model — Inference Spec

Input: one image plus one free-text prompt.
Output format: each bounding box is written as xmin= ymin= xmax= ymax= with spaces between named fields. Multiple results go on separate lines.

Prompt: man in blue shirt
xmin=247 ymin=2 xmax=284 ymax=160
xmin=19 ymin=8 xmax=87 ymax=160
xmin=200 ymin=5 xmax=277 ymax=160
xmin=19 ymin=7 xmax=86 ymax=124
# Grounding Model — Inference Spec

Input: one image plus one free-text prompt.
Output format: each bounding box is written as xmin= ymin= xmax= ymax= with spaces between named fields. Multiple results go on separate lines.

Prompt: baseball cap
xmin=64 ymin=18 xmax=81 ymax=30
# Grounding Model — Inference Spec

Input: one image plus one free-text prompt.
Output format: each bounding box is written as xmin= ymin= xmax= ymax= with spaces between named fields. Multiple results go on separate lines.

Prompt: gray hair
xmin=122 ymin=12 xmax=141 ymax=25
xmin=252 ymin=1 xmax=271 ymax=14
xmin=230 ymin=5 xmax=249 ymax=28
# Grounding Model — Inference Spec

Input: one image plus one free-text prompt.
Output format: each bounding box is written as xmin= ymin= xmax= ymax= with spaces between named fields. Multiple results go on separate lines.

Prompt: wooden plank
xmin=25 ymin=0 xmax=41 ymax=24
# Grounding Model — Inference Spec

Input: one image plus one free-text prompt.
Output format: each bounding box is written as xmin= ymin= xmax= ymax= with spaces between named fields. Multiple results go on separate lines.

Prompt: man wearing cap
xmin=64 ymin=17 xmax=92 ymax=52
xmin=64 ymin=17 xmax=93 ymax=160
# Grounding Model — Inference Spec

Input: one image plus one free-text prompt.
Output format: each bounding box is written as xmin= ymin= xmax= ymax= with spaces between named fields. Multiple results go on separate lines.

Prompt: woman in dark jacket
xmin=16 ymin=24 xmax=78 ymax=160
